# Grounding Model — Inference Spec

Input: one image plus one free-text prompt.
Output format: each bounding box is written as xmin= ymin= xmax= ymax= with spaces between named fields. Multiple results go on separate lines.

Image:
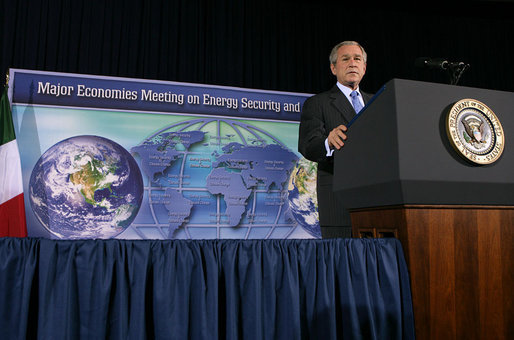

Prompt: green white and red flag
xmin=0 ymin=84 xmax=27 ymax=237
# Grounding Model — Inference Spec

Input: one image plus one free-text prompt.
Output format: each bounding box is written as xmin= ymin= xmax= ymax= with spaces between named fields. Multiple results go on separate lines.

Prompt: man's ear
xmin=330 ymin=63 xmax=336 ymax=76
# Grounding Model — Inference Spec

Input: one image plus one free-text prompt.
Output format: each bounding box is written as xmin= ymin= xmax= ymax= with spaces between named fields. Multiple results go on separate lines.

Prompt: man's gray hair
xmin=329 ymin=41 xmax=367 ymax=65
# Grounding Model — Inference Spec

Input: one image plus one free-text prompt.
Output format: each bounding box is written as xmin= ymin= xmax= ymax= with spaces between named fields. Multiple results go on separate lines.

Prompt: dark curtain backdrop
xmin=0 ymin=237 xmax=414 ymax=339
xmin=1 ymin=0 xmax=514 ymax=95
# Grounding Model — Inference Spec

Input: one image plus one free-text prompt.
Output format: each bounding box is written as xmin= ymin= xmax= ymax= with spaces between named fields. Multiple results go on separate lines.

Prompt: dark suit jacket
xmin=298 ymin=85 xmax=373 ymax=227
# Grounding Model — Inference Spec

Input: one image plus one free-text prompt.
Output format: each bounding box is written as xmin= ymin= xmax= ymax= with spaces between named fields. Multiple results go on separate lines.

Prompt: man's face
xmin=330 ymin=44 xmax=366 ymax=90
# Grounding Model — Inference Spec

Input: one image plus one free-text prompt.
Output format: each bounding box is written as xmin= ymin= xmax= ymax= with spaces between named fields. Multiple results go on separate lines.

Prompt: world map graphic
xmin=128 ymin=117 xmax=321 ymax=239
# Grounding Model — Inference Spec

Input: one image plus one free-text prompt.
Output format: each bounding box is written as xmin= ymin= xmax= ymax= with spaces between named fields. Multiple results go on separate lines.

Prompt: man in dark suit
xmin=298 ymin=41 xmax=372 ymax=238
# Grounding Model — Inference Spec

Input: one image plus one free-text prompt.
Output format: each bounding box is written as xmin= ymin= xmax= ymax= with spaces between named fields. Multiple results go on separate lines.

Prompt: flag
xmin=0 ymin=84 xmax=27 ymax=237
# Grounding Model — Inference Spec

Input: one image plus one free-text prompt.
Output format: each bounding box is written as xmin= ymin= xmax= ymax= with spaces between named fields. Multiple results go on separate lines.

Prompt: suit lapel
xmin=329 ymin=85 xmax=355 ymax=125
xmin=362 ymin=92 xmax=372 ymax=105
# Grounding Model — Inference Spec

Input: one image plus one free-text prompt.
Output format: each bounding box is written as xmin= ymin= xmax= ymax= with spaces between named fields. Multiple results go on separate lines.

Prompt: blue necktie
xmin=350 ymin=90 xmax=363 ymax=114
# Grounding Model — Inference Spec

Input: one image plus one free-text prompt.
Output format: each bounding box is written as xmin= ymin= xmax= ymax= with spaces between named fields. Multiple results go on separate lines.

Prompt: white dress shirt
xmin=324 ymin=83 xmax=364 ymax=156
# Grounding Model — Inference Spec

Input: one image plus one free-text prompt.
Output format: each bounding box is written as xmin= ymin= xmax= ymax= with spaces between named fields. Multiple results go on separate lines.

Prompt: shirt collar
xmin=336 ymin=82 xmax=363 ymax=108
xmin=336 ymin=82 xmax=360 ymax=98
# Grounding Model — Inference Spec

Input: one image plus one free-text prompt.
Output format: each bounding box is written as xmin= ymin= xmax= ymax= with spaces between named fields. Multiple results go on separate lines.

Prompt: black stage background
xmin=1 ymin=0 xmax=514 ymax=95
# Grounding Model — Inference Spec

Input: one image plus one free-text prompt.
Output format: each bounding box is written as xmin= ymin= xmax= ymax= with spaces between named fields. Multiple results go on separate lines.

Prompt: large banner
xmin=8 ymin=69 xmax=319 ymax=240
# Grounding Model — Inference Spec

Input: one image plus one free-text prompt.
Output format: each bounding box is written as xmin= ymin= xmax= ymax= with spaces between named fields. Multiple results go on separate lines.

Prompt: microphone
xmin=415 ymin=57 xmax=448 ymax=70
xmin=415 ymin=57 xmax=470 ymax=85
xmin=415 ymin=57 xmax=468 ymax=70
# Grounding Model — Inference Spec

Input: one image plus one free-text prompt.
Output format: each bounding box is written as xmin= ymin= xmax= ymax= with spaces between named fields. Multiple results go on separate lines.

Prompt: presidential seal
xmin=446 ymin=99 xmax=505 ymax=165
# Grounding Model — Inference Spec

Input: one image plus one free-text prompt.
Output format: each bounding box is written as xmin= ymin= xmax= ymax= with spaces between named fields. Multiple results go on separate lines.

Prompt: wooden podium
xmin=333 ymin=79 xmax=514 ymax=339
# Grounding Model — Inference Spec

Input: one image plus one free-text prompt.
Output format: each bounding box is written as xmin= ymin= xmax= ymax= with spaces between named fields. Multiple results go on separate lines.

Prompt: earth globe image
xmin=29 ymin=135 xmax=144 ymax=239
xmin=128 ymin=117 xmax=321 ymax=239
xmin=287 ymin=157 xmax=321 ymax=238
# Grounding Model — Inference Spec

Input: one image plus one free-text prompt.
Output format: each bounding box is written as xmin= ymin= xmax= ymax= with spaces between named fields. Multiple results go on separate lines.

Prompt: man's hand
xmin=328 ymin=125 xmax=348 ymax=150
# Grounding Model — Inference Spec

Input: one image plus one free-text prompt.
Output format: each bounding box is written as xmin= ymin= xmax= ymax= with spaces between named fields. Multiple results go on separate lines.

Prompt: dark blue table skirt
xmin=0 ymin=237 xmax=415 ymax=339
